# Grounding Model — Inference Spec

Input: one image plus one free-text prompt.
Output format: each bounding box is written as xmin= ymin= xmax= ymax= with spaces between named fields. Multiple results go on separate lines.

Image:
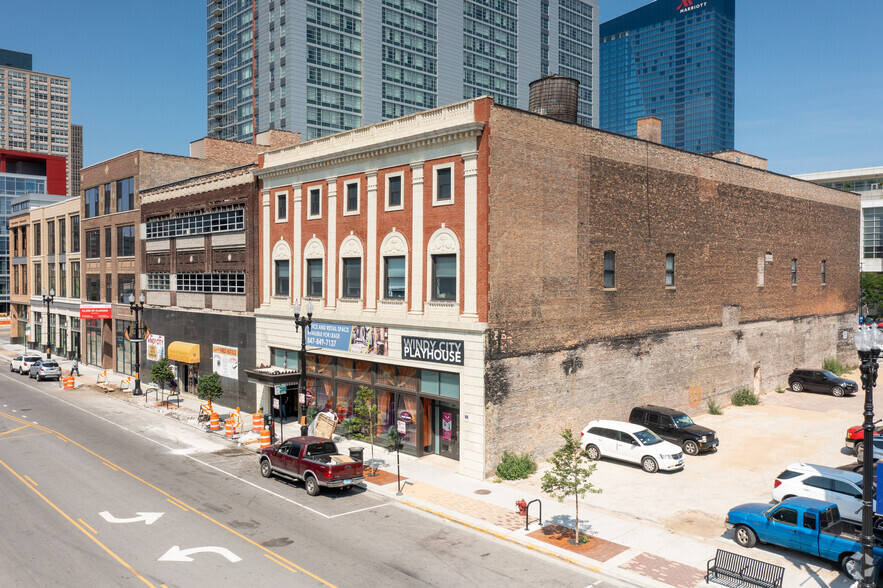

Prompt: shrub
xmin=707 ymin=398 xmax=723 ymax=415
xmin=496 ymin=451 xmax=538 ymax=480
xmin=823 ymin=357 xmax=848 ymax=376
xmin=776 ymin=386 xmax=785 ymax=394
xmin=732 ymin=387 xmax=760 ymax=406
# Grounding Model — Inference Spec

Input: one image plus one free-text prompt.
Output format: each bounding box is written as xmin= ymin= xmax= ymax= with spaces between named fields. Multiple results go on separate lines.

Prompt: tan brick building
xmin=254 ymin=98 xmax=860 ymax=478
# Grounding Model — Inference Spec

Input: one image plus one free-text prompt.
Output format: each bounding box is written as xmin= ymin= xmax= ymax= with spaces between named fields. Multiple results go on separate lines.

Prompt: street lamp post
xmin=129 ymin=292 xmax=146 ymax=396
xmin=42 ymin=289 xmax=55 ymax=359
xmin=855 ymin=322 xmax=880 ymax=587
xmin=293 ymin=300 xmax=314 ymax=431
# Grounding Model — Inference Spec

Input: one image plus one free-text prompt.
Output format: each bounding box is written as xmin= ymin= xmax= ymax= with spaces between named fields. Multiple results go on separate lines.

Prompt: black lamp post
xmin=42 ymin=289 xmax=55 ymax=359
xmin=855 ymin=322 xmax=879 ymax=587
xmin=294 ymin=300 xmax=314 ymax=429
xmin=129 ymin=292 xmax=146 ymax=396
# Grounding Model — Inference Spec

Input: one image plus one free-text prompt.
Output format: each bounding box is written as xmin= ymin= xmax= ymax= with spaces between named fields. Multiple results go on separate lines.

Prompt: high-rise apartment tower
xmin=599 ymin=0 xmax=734 ymax=153
xmin=207 ymin=0 xmax=600 ymax=142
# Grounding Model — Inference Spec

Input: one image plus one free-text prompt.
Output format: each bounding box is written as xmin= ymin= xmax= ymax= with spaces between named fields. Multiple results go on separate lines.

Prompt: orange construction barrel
xmin=260 ymin=427 xmax=271 ymax=449
xmin=210 ymin=413 xmax=220 ymax=431
xmin=252 ymin=411 xmax=263 ymax=433
xmin=225 ymin=418 xmax=233 ymax=437
xmin=63 ymin=376 xmax=75 ymax=390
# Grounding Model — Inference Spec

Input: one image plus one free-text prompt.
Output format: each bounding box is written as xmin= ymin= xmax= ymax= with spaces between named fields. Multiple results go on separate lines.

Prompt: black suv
xmin=788 ymin=369 xmax=857 ymax=397
xmin=628 ymin=405 xmax=718 ymax=456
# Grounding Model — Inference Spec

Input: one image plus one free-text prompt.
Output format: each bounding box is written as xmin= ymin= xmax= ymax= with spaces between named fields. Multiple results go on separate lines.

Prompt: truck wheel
xmin=260 ymin=459 xmax=272 ymax=478
xmin=841 ymin=553 xmax=860 ymax=578
xmin=734 ymin=525 xmax=756 ymax=548
xmin=683 ymin=440 xmax=699 ymax=456
xmin=305 ymin=475 xmax=320 ymax=496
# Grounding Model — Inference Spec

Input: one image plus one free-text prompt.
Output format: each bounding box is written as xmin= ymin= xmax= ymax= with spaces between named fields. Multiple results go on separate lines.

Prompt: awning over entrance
xmin=244 ymin=366 xmax=301 ymax=387
xmin=168 ymin=341 xmax=200 ymax=364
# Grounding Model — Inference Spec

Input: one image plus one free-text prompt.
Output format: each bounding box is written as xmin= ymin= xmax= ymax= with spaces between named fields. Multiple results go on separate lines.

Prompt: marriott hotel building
xmin=599 ymin=0 xmax=735 ymax=153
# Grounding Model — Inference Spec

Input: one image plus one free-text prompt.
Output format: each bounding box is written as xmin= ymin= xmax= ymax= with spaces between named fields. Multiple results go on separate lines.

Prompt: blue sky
xmin=4 ymin=0 xmax=881 ymax=175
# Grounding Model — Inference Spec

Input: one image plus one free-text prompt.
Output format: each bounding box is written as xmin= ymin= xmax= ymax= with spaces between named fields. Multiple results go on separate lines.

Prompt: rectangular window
xmin=175 ymin=272 xmax=245 ymax=293
xmin=276 ymin=192 xmax=287 ymax=221
xmin=434 ymin=165 xmax=452 ymax=204
xmin=47 ymin=221 xmax=55 ymax=255
xmin=84 ymin=187 xmax=99 ymax=218
xmin=275 ymin=260 xmax=290 ymax=296
xmin=387 ymin=174 xmax=402 ymax=209
xmin=384 ymin=256 xmax=406 ymax=299
xmin=105 ymin=274 xmax=113 ymax=302
xmin=791 ymin=258 xmax=798 ymax=285
xmin=33 ymin=222 xmax=41 ymax=255
xmin=34 ymin=262 xmax=41 ymax=293
xmin=117 ymin=225 xmax=135 ymax=257
xmin=145 ymin=208 xmax=244 ymax=239
xmin=342 ymin=258 xmax=361 ymax=298
xmin=604 ymin=251 xmax=616 ymax=288
xmin=59 ymin=217 xmax=66 ymax=254
xmin=308 ymin=187 xmax=321 ymax=218
xmin=104 ymin=183 xmax=112 ymax=215
xmin=105 ymin=227 xmax=112 ymax=258
xmin=71 ymin=215 xmax=80 ymax=252
xmin=147 ymin=273 xmax=170 ymax=290
xmin=116 ymin=177 xmax=134 ymax=212
xmin=821 ymin=260 xmax=827 ymax=285
xmin=432 ymin=254 xmax=456 ymax=300
xmin=59 ymin=262 xmax=66 ymax=297
xmin=344 ymin=181 xmax=359 ymax=214
xmin=117 ymin=274 xmax=135 ymax=304
xmin=307 ymin=259 xmax=323 ymax=297
xmin=48 ymin=263 xmax=56 ymax=292
xmin=72 ymin=262 xmax=80 ymax=297
xmin=86 ymin=274 xmax=100 ymax=302
xmin=665 ymin=253 xmax=675 ymax=286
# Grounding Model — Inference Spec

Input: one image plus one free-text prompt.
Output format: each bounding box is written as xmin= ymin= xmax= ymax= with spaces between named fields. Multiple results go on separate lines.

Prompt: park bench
xmin=706 ymin=549 xmax=784 ymax=588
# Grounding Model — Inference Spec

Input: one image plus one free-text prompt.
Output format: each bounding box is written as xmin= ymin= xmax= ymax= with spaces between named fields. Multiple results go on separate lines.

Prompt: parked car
xmin=580 ymin=420 xmax=684 ymax=473
xmin=846 ymin=424 xmax=883 ymax=455
xmin=726 ymin=497 xmax=883 ymax=575
xmin=852 ymin=436 xmax=883 ymax=461
xmin=10 ymin=354 xmax=39 ymax=373
xmin=772 ymin=463 xmax=869 ymax=524
xmin=16 ymin=355 xmax=43 ymax=375
xmin=628 ymin=405 xmax=718 ymax=455
xmin=29 ymin=359 xmax=61 ymax=381
xmin=259 ymin=436 xmax=364 ymax=495
xmin=788 ymin=368 xmax=858 ymax=397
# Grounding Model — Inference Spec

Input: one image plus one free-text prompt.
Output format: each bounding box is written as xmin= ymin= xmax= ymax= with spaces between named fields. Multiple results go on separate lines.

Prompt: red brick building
xmin=253 ymin=97 xmax=858 ymax=478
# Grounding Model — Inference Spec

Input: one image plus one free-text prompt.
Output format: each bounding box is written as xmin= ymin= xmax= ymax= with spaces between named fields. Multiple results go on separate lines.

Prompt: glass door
xmin=433 ymin=401 xmax=459 ymax=460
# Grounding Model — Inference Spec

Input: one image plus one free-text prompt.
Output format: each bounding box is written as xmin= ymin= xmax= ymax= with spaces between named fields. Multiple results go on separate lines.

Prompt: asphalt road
xmin=0 ymin=368 xmax=621 ymax=587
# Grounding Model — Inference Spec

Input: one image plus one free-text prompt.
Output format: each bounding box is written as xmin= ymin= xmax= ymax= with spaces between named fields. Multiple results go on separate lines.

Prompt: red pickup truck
xmin=259 ymin=436 xmax=364 ymax=496
xmin=845 ymin=424 xmax=883 ymax=455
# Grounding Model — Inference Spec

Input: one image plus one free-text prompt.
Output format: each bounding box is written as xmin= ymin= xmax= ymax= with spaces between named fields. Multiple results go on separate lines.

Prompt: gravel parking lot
xmin=505 ymin=366 xmax=875 ymax=548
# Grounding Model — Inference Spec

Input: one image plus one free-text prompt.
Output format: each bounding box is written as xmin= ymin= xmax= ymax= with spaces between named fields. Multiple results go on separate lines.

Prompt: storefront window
xmin=338 ymin=359 xmax=354 ymax=379
xmin=336 ymin=382 xmax=354 ymax=421
xmin=353 ymin=360 xmax=372 ymax=381
xmin=271 ymin=347 xmax=298 ymax=369
xmin=397 ymin=366 xmax=418 ymax=391
xmin=377 ymin=363 xmax=395 ymax=387
xmin=86 ymin=319 xmax=101 ymax=366
xmin=116 ymin=320 xmax=135 ymax=375
xmin=421 ymin=370 xmax=460 ymax=399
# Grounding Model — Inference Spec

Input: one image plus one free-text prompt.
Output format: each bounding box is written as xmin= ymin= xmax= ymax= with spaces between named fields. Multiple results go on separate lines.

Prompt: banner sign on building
xmin=306 ymin=322 xmax=389 ymax=356
xmin=146 ymin=334 xmax=165 ymax=361
xmin=80 ymin=305 xmax=112 ymax=319
xmin=212 ymin=344 xmax=239 ymax=379
xmin=401 ymin=336 xmax=464 ymax=366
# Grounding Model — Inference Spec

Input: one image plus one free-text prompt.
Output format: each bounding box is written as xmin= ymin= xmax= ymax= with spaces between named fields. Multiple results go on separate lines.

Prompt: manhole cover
xmin=474 ymin=489 xmax=491 ymax=495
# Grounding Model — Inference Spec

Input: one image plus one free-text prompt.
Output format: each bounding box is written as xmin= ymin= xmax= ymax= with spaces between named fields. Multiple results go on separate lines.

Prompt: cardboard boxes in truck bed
xmin=315 ymin=412 xmax=337 ymax=439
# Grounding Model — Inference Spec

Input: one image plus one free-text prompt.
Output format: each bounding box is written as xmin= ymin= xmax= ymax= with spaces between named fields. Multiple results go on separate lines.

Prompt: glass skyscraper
xmin=207 ymin=0 xmax=600 ymax=142
xmin=599 ymin=0 xmax=734 ymax=153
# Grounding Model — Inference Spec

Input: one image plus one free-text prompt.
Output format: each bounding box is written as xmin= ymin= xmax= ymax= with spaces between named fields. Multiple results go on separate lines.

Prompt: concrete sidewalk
xmin=0 ymin=342 xmax=852 ymax=588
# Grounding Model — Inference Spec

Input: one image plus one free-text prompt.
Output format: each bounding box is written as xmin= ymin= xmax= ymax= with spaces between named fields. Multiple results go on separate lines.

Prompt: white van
xmin=772 ymin=462 xmax=869 ymax=524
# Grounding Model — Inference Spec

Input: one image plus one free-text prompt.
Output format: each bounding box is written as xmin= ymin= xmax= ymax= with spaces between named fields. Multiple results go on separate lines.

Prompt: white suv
xmin=580 ymin=419 xmax=684 ymax=473
xmin=772 ymin=463 xmax=869 ymax=523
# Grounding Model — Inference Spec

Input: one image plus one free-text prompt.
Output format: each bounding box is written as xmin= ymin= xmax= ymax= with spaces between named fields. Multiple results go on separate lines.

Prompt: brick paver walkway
xmin=404 ymin=482 xmax=537 ymax=531
xmin=619 ymin=553 xmax=705 ymax=588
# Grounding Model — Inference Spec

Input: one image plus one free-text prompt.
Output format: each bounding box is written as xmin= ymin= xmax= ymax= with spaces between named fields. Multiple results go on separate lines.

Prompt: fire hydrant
xmin=516 ymin=499 xmax=528 ymax=516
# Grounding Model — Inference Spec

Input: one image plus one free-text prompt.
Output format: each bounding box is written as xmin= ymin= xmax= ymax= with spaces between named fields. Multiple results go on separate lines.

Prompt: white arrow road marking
xmin=98 ymin=511 xmax=164 ymax=525
xmin=158 ymin=546 xmax=242 ymax=563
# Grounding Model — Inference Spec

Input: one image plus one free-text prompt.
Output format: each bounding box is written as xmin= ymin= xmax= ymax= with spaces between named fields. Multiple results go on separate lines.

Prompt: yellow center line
xmin=0 ymin=424 xmax=30 ymax=437
xmin=0 ymin=457 xmax=153 ymax=587
xmin=24 ymin=475 xmax=37 ymax=487
xmin=0 ymin=410 xmax=336 ymax=587
xmin=102 ymin=461 xmax=118 ymax=471
xmin=166 ymin=498 xmax=189 ymax=511
xmin=264 ymin=552 xmax=300 ymax=574
xmin=78 ymin=518 xmax=97 ymax=535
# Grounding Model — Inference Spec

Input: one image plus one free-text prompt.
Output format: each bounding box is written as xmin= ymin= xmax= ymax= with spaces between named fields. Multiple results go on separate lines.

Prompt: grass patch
xmin=732 ymin=386 xmax=760 ymax=406
xmin=496 ymin=451 xmax=538 ymax=480
xmin=707 ymin=398 xmax=723 ymax=415
xmin=776 ymin=386 xmax=785 ymax=394
xmin=823 ymin=357 xmax=849 ymax=376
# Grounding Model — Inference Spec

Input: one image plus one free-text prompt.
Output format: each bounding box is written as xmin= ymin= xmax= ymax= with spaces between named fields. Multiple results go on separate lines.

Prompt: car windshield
xmin=822 ymin=370 xmax=839 ymax=379
xmin=633 ymin=429 xmax=663 ymax=445
xmin=672 ymin=414 xmax=694 ymax=428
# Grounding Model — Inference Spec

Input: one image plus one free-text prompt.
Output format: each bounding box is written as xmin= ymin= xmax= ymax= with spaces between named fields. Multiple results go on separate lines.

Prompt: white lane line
xmin=0 ymin=370 xmax=388 ymax=519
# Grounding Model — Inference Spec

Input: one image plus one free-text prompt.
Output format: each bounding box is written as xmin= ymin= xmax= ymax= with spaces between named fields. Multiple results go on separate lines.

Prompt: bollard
xmin=210 ymin=412 xmax=220 ymax=431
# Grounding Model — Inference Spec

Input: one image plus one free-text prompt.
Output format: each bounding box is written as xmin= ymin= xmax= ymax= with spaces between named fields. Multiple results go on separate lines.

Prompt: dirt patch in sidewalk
xmin=363 ymin=468 xmax=405 ymax=486
xmin=662 ymin=509 xmax=723 ymax=538
xmin=527 ymin=523 xmax=629 ymax=562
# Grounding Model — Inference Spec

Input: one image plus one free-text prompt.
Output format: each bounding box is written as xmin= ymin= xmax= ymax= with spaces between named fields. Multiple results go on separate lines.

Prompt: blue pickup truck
xmin=726 ymin=497 xmax=883 ymax=576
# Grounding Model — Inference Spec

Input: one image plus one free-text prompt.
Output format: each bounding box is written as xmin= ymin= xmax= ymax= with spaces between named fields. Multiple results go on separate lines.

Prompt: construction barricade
xmin=260 ymin=427 xmax=271 ymax=449
xmin=225 ymin=418 xmax=234 ymax=438
xmin=252 ymin=409 xmax=263 ymax=432
xmin=63 ymin=376 xmax=75 ymax=390
xmin=210 ymin=412 xmax=220 ymax=431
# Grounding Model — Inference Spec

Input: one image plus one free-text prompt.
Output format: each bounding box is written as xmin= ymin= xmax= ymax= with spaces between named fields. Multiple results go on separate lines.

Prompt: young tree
xmin=541 ymin=429 xmax=602 ymax=545
xmin=196 ymin=372 xmax=224 ymax=404
xmin=150 ymin=356 xmax=174 ymax=391
xmin=861 ymin=273 xmax=883 ymax=314
xmin=352 ymin=385 xmax=380 ymax=474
